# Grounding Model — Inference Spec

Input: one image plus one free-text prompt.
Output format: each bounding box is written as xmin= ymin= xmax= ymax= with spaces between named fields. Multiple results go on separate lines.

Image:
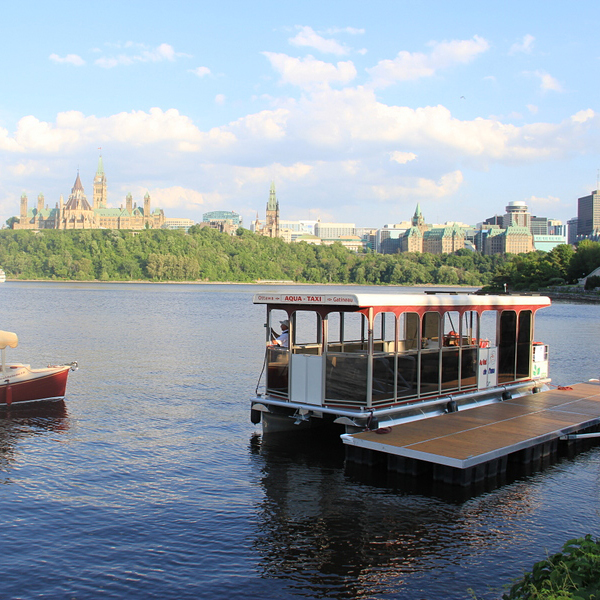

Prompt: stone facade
xmin=254 ymin=181 xmax=280 ymax=238
xmin=400 ymin=205 xmax=465 ymax=254
xmin=484 ymin=225 xmax=534 ymax=255
xmin=14 ymin=157 xmax=165 ymax=231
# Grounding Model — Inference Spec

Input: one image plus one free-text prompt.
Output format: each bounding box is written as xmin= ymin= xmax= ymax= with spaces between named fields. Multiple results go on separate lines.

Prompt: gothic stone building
xmin=14 ymin=156 xmax=166 ymax=231
xmin=254 ymin=181 xmax=280 ymax=238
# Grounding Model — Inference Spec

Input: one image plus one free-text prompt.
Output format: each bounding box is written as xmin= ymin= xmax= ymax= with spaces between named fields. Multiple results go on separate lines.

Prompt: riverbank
xmin=544 ymin=290 xmax=600 ymax=303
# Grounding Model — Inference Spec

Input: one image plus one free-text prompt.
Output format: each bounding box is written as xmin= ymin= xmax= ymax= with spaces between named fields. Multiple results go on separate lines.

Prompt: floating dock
xmin=342 ymin=381 xmax=600 ymax=486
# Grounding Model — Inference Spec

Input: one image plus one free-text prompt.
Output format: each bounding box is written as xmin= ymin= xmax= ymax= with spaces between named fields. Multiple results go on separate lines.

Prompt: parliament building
xmin=14 ymin=156 xmax=166 ymax=231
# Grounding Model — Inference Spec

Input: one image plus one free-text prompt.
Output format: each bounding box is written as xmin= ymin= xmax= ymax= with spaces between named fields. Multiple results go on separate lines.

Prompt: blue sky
xmin=1 ymin=0 xmax=598 ymax=229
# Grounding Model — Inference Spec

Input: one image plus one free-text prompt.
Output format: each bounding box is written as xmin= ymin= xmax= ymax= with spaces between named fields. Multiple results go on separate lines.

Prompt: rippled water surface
xmin=0 ymin=282 xmax=599 ymax=600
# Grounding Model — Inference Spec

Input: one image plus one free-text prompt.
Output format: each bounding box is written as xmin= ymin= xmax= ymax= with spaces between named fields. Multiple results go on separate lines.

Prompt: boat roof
xmin=253 ymin=292 xmax=551 ymax=310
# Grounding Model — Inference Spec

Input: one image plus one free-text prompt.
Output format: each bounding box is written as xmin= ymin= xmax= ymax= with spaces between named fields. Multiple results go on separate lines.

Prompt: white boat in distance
xmin=0 ymin=330 xmax=77 ymax=407
xmin=0 ymin=269 xmax=5 ymax=283
xmin=251 ymin=291 xmax=551 ymax=434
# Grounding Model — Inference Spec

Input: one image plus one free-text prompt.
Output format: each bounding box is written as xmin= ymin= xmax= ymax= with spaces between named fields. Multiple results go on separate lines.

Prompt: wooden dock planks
xmin=343 ymin=382 xmax=600 ymax=469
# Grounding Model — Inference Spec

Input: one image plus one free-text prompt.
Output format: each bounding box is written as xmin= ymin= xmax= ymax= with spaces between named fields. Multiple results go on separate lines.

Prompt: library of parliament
xmin=14 ymin=156 xmax=166 ymax=231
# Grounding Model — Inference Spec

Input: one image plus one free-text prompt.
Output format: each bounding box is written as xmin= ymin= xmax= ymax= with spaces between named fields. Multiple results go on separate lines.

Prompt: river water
xmin=0 ymin=282 xmax=598 ymax=600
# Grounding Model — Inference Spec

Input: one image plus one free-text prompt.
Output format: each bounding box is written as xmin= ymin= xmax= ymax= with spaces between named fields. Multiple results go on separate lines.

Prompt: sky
xmin=1 ymin=0 xmax=599 ymax=230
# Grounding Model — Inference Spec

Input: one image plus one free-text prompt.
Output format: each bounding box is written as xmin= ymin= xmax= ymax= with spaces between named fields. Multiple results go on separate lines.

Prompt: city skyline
xmin=0 ymin=1 xmax=598 ymax=229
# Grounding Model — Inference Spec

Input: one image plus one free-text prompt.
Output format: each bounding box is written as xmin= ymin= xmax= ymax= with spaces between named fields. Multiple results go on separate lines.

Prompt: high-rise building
xmin=577 ymin=189 xmax=600 ymax=238
xmin=567 ymin=217 xmax=578 ymax=245
xmin=530 ymin=216 xmax=549 ymax=235
xmin=503 ymin=201 xmax=531 ymax=230
xmin=314 ymin=222 xmax=356 ymax=239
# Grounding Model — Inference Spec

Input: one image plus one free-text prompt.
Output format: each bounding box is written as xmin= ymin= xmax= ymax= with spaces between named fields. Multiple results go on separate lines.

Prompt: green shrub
xmin=503 ymin=535 xmax=600 ymax=599
xmin=584 ymin=275 xmax=600 ymax=291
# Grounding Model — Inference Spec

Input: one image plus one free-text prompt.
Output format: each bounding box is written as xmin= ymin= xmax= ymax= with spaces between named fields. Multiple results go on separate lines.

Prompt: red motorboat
xmin=0 ymin=330 xmax=77 ymax=407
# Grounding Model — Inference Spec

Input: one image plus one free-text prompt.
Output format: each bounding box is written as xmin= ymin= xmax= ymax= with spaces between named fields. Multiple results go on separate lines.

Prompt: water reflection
xmin=250 ymin=432 xmax=547 ymax=599
xmin=0 ymin=401 xmax=69 ymax=473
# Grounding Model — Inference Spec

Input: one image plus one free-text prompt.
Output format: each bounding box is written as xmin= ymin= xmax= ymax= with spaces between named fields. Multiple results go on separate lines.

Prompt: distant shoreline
xmin=544 ymin=291 xmax=600 ymax=304
xmin=6 ymin=279 xmax=598 ymax=301
xmin=2 ymin=278 xmax=476 ymax=289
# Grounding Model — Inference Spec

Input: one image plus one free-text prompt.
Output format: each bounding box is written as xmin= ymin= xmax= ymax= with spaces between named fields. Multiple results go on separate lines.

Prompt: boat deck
xmin=342 ymin=381 xmax=600 ymax=470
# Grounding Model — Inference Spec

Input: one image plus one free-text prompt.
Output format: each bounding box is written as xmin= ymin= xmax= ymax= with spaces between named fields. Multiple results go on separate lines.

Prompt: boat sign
xmin=253 ymin=294 xmax=358 ymax=305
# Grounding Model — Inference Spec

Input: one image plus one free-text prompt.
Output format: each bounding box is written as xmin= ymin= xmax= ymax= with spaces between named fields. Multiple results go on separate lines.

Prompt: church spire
xmin=72 ymin=170 xmax=84 ymax=193
xmin=93 ymin=154 xmax=107 ymax=209
xmin=267 ymin=181 xmax=278 ymax=212
xmin=412 ymin=203 xmax=425 ymax=228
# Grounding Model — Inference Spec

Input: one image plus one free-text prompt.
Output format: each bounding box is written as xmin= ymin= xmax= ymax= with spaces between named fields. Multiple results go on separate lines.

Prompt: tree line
xmin=0 ymin=227 xmax=509 ymax=286
xmin=1 ymin=227 xmax=598 ymax=288
xmin=485 ymin=239 xmax=600 ymax=291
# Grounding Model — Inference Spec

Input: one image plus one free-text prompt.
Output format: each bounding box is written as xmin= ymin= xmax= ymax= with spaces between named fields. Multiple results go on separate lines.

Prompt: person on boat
xmin=271 ymin=320 xmax=289 ymax=348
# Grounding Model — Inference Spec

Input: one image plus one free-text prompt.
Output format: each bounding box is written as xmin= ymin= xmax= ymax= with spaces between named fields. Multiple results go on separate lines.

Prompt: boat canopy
xmin=0 ymin=331 xmax=18 ymax=349
xmin=253 ymin=292 xmax=551 ymax=312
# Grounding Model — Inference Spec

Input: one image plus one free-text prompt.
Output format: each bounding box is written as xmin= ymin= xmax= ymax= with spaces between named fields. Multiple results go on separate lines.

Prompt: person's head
xmin=280 ymin=319 xmax=289 ymax=330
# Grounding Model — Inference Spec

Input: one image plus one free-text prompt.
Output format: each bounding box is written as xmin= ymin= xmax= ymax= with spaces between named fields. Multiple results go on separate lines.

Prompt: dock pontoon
xmin=251 ymin=292 xmax=551 ymax=434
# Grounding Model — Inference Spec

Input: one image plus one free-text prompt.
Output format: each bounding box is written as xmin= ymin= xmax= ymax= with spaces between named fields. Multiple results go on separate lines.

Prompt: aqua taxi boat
xmin=251 ymin=291 xmax=551 ymax=434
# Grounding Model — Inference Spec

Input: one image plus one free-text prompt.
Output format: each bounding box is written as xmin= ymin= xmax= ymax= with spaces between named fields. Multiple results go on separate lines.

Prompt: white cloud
xmin=371 ymin=171 xmax=464 ymax=201
xmin=367 ymin=35 xmax=490 ymax=88
xmin=49 ymin=53 xmax=85 ymax=66
xmin=527 ymin=104 xmax=539 ymax=114
xmin=215 ymin=94 xmax=226 ymax=105
xmin=95 ymin=55 xmax=134 ymax=68
xmin=289 ymin=26 xmax=349 ymax=55
xmin=571 ymin=109 xmax=595 ymax=123
xmin=510 ymin=34 xmax=535 ymax=54
xmin=7 ymin=161 xmax=52 ymax=177
xmin=95 ymin=43 xmax=189 ymax=68
xmin=263 ymin=52 xmax=357 ymax=89
xmin=325 ymin=27 xmax=365 ymax=35
xmin=0 ymin=108 xmax=236 ymax=155
xmin=390 ymin=151 xmax=417 ymax=164
xmin=531 ymin=70 xmax=564 ymax=92
xmin=527 ymin=194 xmax=561 ymax=206
xmin=230 ymin=108 xmax=289 ymax=140
xmin=191 ymin=66 xmax=211 ymax=77
xmin=143 ymin=186 xmax=207 ymax=210
xmin=1 ymin=87 xmax=598 ymax=226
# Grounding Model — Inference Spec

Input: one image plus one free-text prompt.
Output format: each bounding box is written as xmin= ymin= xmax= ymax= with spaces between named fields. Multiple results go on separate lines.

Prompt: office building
xmin=577 ymin=189 xmax=600 ymax=238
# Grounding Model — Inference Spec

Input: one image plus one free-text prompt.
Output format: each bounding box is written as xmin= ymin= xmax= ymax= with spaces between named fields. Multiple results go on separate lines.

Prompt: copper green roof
xmin=267 ymin=181 xmax=278 ymax=211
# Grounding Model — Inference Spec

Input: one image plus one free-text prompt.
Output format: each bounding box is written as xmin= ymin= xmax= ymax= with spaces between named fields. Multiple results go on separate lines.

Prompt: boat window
xmin=399 ymin=312 xmax=420 ymax=352
xmin=443 ymin=311 xmax=460 ymax=347
xmin=420 ymin=311 xmax=440 ymax=396
xmin=373 ymin=312 xmax=396 ymax=353
xmin=326 ymin=311 xmax=367 ymax=353
xmin=498 ymin=310 xmax=517 ymax=383
xmin=268 ymin=309 xmax=289 ymax=345
xmin=422 ymin=311 xmax=440 ymax=349
xmin=480 ymin=310 xmax=497 ymax=348
xmin=516 ymin=310 xmax=532 ymax=379
xmin=266 ymin=309 xmax=290 ymax=397
xmin=372 ymin=312 xmax=396 ymax=404
xmin=326 ymin=312 xmax=342 ymax=344
xmin=325 ymin=311 xmax=368 ymax=405
xmin=461 ymin=311 xmax=478 ymax=347
xmin=396 ymin=312 xmax=419 ymax=400
xmin=291 ymin=311 xmax=322 ymax=355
